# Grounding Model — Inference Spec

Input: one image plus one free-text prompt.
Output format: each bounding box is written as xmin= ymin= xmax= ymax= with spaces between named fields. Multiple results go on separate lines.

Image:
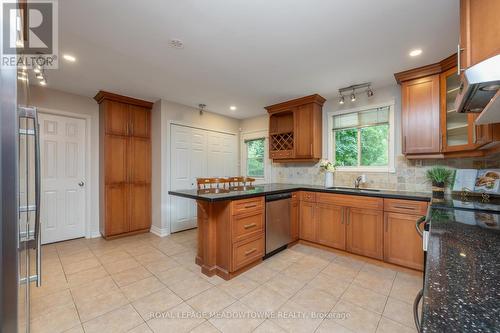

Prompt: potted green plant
xmin=425 ymin=167 xmax=454 ymax=199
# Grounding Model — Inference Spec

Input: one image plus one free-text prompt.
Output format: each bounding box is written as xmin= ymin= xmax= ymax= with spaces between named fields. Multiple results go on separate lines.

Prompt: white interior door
xmin=39 ymin=113 xmax=86 ymax=244
xmin=170 ymin=124 xmax=236 ymax=233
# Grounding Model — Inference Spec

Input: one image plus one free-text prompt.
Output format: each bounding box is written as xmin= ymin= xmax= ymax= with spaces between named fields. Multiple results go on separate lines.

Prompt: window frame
xmin=327 ymin=101 xmax=396 ymax=173
xmin=240 ymin=130 xmax=271 ymax=183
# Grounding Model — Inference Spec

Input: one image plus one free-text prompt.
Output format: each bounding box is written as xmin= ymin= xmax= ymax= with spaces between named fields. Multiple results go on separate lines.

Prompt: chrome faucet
xmin=354 ymin=175 xmax=364 ymax=189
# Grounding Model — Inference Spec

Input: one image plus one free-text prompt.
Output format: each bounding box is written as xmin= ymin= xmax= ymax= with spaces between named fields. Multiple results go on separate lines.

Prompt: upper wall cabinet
xmin=265 ymin=94 xmax=325 ymax=163
xmin=395 ymin=55 xmax=500 ymax=159
xmin=459 ymin=0 xmax=500 ymax=70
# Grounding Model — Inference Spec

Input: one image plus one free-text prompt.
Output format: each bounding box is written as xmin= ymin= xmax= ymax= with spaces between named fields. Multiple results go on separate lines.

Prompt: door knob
xmin=78 ymin=181 xmax=85 ymax=187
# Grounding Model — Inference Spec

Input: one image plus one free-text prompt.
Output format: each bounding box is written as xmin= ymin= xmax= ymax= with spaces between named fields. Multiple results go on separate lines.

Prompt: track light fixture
xmin=338 ymin=83 xmax=373 ymax=104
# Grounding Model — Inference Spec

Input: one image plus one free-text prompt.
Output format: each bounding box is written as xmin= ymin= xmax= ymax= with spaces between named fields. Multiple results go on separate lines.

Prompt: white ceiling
xmin=49 ymin=0 xmax=458 ymax=119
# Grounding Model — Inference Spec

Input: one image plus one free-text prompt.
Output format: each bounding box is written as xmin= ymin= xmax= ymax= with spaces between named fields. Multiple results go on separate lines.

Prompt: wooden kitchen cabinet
xmin=346 ymin=208 xmax=383 ymax=260
xmin=299 ymin=201 xmax=316 ymax=242
xmin=401 ymin=75 xmax=441 ymax=155
xmin=95 ymin=91 xmax=153 ymax=238
xmin=290 ymin=196 xmax=299 ymax=241
xmin=395 ymin=54 xmax=499 ymax=159
xmin=440 ymin=66 xmax=492 ymax=152
xmin=316 ymin=203 xmax=345 ymax=250
xmin=459 ymin=0 xmax=500 ymax=70
xmin=266 ymin=94 xmax=325 ymax=162
xmin=384 ymin=212 xmax=424 ymax=271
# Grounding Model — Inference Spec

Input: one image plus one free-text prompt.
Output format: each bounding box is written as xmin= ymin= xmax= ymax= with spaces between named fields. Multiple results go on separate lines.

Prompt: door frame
xmin=38 ymin=108 xmax=93 ymax=240
xmin=167 ymin=122 xmax=238 ymax=235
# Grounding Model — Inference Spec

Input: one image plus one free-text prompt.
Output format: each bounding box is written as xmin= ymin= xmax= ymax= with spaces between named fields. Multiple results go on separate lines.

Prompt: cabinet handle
xmin=457 ymin=44 xmax=465 ymax=75
xmin=393 ymin=205 xmax=415 ymax=211
xmin=244 ymin=223 xmax=257 ymax=229
xmin=244 ymin=204 xmax=257 ymax=209
xmin=245 ymin=248 xmax=257 ymax=256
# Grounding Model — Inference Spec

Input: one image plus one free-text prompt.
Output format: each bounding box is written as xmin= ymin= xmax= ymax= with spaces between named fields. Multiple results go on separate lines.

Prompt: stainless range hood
xmin=455 ymin=54 xmax=500 ymax=124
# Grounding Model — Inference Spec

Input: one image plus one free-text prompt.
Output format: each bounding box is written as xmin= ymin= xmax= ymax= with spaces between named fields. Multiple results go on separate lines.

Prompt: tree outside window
xmin=333 ymin=107 xmax=390 ymax=168
xmin=246 ymin=138 xmax=265 ymax=177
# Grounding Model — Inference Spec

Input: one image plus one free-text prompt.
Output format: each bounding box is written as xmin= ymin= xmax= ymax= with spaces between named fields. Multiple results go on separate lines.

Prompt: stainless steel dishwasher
xmin=265 ymin=192 xmax=292 ymax=257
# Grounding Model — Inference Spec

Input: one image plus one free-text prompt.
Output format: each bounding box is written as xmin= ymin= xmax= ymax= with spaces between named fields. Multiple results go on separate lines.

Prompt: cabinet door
xmin=128 ymin=137 xmax=151 ymax=183
xmin=401 ymin=75 xmax=441 ymax=154
xmin=294 ymin=105 xmax=313 ymax=158
xmin=346 ymin=208 xmax=383 ymax=260
xmin=316 ymin=203 xmax=345 ymax=250
xmin=129 ymin=105 xmax=150 ymax=138
xmin=104 ymin=101 xmax=129 ymax=136
xmin=299 ymin=201 xmax=316 ymax=242
xmin=290 ymin=199 xmax=299 ymax=241
xmin=460 ymin=0 xmax=500 ymax=68
xmin=384 ymin=212 xmax=424 ymax=270
xmin=105 ymin=184 xmax=129 ymax=236
xmin=129 ymin=183 xmax=151 ymax=232
xmin=105 ymin=136 xmax=128 ymax=184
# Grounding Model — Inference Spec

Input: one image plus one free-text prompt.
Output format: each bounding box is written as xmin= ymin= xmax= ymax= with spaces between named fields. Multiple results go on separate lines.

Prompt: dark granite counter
xmin=168 ymin=183 xmax=431 ymax=202
xmin=422 ymin=206 xmax=500 ymax=332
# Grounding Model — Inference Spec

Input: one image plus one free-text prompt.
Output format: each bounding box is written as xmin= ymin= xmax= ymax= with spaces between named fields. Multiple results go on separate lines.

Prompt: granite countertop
xmin=168 ymin=183 xmax=432 ymax=202
xmin=422 ymin=206 xmax=500 ymax=332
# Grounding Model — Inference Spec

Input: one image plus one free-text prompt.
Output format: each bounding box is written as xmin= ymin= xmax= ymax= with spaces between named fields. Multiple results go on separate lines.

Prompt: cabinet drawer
xmin=232 ymin=211 xmax=264 ymax=243
xmin=231 ymin=197 xmax=264 ymax=216
xmin=317 ymin=193 xmax=383 ymax=210
xmin=384 ymin=199 xmax=428 ymax=215
xmin=300 ymin=191 xmax=316 ymax=202
xmin=232 ymin=234 xmax=264 ymax=271
xmin=270 ymin=150 xmax=293 ymax=159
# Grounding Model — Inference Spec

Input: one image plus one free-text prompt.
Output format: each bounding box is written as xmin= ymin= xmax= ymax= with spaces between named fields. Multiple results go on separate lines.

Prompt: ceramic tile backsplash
xmin=271 ymin=154 xmax=500 ymax=193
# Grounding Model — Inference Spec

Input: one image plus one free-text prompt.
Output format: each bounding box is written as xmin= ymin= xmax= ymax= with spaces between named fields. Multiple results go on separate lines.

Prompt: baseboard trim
xmin=150 ymin=225 xmax=170 ymax=237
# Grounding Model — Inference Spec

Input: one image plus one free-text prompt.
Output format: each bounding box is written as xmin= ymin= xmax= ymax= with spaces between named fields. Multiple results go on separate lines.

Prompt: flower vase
xmin=325 ymin=172 xmax=334 ymax=188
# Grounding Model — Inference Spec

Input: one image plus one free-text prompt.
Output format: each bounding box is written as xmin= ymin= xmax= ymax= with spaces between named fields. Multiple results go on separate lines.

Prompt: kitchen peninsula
xmin=169 ymin=184 xmax=430 ymax=280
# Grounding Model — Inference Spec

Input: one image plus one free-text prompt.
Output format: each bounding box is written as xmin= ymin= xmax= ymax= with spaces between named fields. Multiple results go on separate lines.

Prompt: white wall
xmin=151 ymin=99 xmax=241 ymax=235
xmin=29 ymin=85 xmax=100 ymax=237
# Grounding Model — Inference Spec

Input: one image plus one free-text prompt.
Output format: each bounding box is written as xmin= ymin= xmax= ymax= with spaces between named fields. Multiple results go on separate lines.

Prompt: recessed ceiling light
xmin=63 ymin=54 xmax=76 ymax=62
xmin=409 ymin=49 xmax=422 ymax=57
xmin=230 ymin=106 xmax=237 ymax=111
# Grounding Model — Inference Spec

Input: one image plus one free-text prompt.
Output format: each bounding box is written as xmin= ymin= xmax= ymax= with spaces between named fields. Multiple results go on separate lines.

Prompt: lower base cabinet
xmin=384 ymin=212 xmax=424 ymax=270
xmin=297 ymin=193 xmax=426 ymax=270
xmin=291 ymin=198 xmax=299 ymax=241
xmin=346 ymin=208 xmax=384 ymax=260
xmin=316 ymin=203 xmax=346 ymax=250
xmin=299 ymin=201 xmax=316 ymax=242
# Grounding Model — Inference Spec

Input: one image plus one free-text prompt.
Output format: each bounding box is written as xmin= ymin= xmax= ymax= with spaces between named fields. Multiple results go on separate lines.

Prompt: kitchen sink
xmin=327 ymin=186 xmax=381 ymax=192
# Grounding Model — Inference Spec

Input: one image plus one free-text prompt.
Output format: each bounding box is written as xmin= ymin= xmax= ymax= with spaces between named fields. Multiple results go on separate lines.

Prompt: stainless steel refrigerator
xmin=1 ymin=58 xmax=42 ymax=332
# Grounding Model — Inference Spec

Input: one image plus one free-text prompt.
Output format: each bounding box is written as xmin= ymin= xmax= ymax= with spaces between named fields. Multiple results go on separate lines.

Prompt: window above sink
xmin=327 ymin=101 xmax=396 ymax=173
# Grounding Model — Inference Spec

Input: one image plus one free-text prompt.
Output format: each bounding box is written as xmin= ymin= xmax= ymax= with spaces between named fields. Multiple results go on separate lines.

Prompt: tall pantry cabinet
xmin=94 ymin=91 xmax=153 ymax=238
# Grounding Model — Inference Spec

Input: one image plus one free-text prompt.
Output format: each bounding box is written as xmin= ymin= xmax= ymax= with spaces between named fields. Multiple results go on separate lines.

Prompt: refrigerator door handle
xmin=18 ymin=106 xmax=42 ymax=287
xmin=33 ymin=109 xmax=42 ymax=287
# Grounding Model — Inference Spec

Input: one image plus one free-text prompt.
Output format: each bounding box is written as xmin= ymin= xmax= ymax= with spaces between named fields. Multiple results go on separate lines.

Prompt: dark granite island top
xmin=422 ymin=207 xmax=500 ymax=332
xmin=168 ymin=183 xmax=432 ymax=202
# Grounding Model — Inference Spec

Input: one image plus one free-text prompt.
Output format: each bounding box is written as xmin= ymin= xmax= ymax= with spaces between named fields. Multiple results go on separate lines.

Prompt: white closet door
xmin=170 ymin=124 xmax=236 ymax=233
xmin=39 ymin=113 xmax=87 ymax=244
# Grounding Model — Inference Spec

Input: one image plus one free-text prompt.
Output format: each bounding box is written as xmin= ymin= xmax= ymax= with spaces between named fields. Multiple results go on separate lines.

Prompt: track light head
xmin=338 ymin=95 xmax=345 ymax=105
xmin=367 ymin=87 xmax=374 ymax=97
xmin=350 ymin=91 xmax=356 ymax=102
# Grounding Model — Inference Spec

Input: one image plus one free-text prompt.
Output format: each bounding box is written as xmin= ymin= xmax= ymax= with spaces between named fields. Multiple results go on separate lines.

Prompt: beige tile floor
xmin=31 ymin=230 xmax=422 ymax=333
